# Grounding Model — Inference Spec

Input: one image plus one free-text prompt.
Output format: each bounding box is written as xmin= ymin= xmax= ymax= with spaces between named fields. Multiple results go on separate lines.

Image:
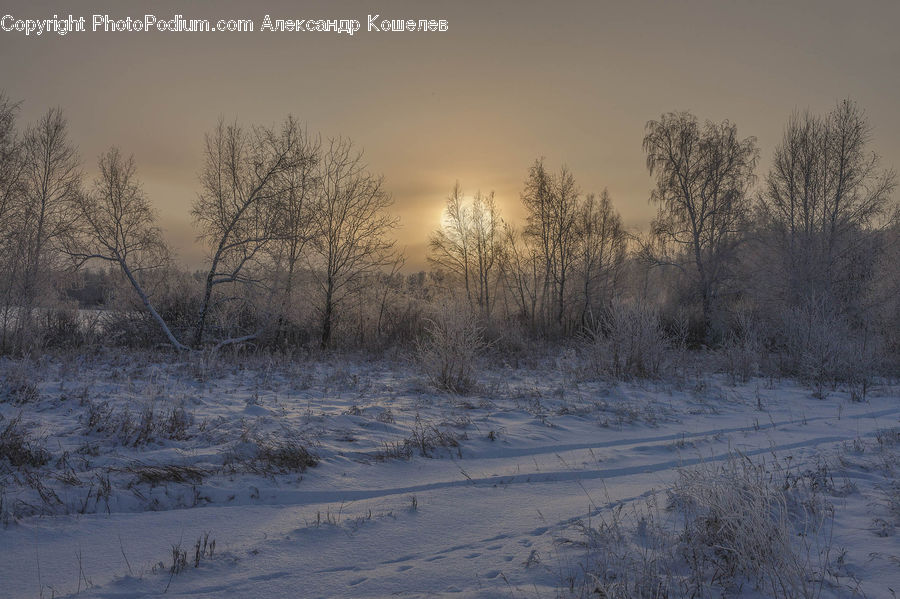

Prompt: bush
xmin=588 ymin=301 xmax=668 ymax=379
xmin=775 ymin=298 xmax=884 ymax=394
xmin=720 ymin=311 xmax=762 ymax=383
xmin=574 ymin=454 xmax=832 ymax=599
xmin=82 ymin=400 xmax=194 ymax=447
xmin=669 ymin=455 xmax=830 ymax=598
xmin=224 ymin=430 xmax=318 ymax=475
xmin=39 ymin=308 xmax=91 ymax=349
xmin=416 ymin=299 xmax=485 ymax=393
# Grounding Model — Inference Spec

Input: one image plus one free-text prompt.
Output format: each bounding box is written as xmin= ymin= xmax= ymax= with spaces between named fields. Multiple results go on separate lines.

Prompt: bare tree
xmin=428 ymin=183 xmax=502 ymax=316
xmin=521 ymin=159 xmax=554 ymax=326
xmin=759 ymin=99 xmax=897 ymax=311
xmin=429 ymin=183 xmax=472 ymax=302
xmin=310 ymin=138 xmax=398 ymax=348
xmin=576 ymin=189 xmax=627 ymax=326
xmin=265 ymin=127 xmax=321 ymax=341
xmin=0 ymin=93 xmax=25 ymax=349
xmin=642 ymin=112 xmax=758 ymax=336
xmin=17 ymin=108 xmax=81 ymax=345
xmin=192 ymin=116 xmax=310 ymax=346
xmin=0 ymin=93 xmax=23 ymax=236
xmin=470 ymin=190 xmax=501 ymax=315
xmin=499 ymin=222 xmax=541 ymax=330
xmin=68 ymin=148 xmax=187 ymax=350
xmin=521 ymin=160 xmax=580 ymax=330
xmin=550 ymin=166 xmax=579 ymax=326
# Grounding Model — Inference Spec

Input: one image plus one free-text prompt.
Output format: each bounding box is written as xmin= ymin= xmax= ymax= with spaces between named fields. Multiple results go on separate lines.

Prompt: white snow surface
xmin=0 ymin=352 xmax=898 ymax=598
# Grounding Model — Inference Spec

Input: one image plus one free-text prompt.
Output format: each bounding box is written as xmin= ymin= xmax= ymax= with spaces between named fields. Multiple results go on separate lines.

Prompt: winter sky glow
xmin=2 ymin=0 xmax=899 ymax=270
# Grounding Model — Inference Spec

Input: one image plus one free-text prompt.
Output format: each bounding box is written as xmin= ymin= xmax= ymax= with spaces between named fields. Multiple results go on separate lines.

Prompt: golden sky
xmin=2 ymin=0 xmax=898 ymax=270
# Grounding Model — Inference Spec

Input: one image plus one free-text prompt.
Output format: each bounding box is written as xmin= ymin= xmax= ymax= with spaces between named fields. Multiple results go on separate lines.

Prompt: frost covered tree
xmin=310 ymin=138 xmax=398 ymax=348
xmin=642 ymin=112 xmax=758 ymax=337
xmin=0 ymin=93 xmax=25 ymax=350
xmin=0 ymin=93 xmax=23 ymax=239
xmin=575 ymin=189 xmax=627 ymax=326
xmin=758 ymin=99 xmax=896 ymax=312
xmin=17 ymin=108 xmax=82 ymax=345
xmin=192 ymin=116 xmax=312 ymax=346
xmin=68 ymin=148 xmax=187 ymax=350
xmin=521 ymin=159 xmax=580 ymax=330
xmin=499 ymin=221 xmax=542 ymax=330
xmin=428 ymin=183 xmax=502 ymax=316
xmin=265 ymin=127 xmax=321 ymax=342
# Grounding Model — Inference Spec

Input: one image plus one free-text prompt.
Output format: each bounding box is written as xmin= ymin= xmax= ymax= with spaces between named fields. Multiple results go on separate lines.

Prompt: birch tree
xmin=0 ymin=93 xmax=25 ymax=350
xmin=311 ymin=138 xmax=398 ymax=348
xmin=642 ymin=112 xmax=758 ymax=337
xmin=18 ymin=108 xmax=81 ymax=345
xmin=521 ymin=160 xmax=580 ymax=330
xmin=576 ymin=189 xmax=627 ymax=325
xmin=759 ymin=99 xmax=896 ymax=311
xmin=68 ymin=148 xmax=187 ymax=350
xmin=428 ymin=183 xmax=502 ymax=315
xmin=192 ymin=116 xmax=311 ymax=346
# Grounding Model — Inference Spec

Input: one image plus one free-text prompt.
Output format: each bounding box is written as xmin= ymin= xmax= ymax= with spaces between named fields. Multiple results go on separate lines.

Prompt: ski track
xmin=65 ymin=405 xmax=900 ymax=513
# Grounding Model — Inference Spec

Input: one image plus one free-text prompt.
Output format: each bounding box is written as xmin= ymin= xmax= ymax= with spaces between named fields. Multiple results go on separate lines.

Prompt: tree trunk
xmin=194 ymin=270 xmax=215 ymax=347
xmin=321 ymin=282 xmax=334 ymax=349
xmin=120 ymin=258 xmax=189 ymax=351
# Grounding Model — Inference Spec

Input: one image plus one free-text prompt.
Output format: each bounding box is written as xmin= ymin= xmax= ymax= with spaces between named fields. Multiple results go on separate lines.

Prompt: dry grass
xmin=0 ymin=362 xmax=40 ymax=404
xmin=0 ymin=414 xmax=50 ymax=469
xmin=568 ymin=453 xmax=835 ymax=599
xmin=125 ymin=463 xmax=208 ymax=486
xmin=224 ymin=430 xmax=319 ymax=475
xmin=375 ymin=418 xmax=466 ymax=461
xmin=82 ymin=399 xmax=194 ymax=447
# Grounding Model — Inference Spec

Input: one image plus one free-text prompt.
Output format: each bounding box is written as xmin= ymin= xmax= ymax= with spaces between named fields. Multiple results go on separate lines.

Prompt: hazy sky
xmin=2 ymin=0 xmax=898 ymax=270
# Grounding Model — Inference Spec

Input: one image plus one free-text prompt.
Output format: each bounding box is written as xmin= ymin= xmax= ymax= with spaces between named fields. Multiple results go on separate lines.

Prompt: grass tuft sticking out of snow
xmin=0 ymin=413 xmax=50 ymax=470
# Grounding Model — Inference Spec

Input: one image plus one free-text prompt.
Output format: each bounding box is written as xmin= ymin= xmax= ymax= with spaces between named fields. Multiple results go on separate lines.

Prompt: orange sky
xmin=2 ymin=0 xmax=898 ymax=270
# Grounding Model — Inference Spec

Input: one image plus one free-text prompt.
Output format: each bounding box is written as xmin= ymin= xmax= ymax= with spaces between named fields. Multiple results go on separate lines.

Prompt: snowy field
xmin=0 ymin=351 xmax=898 ymax=598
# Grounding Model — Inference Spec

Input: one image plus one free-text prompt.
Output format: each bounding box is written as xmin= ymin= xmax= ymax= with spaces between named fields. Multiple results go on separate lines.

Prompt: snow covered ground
xmin=0 ymin=351 xmax=898 ymax=598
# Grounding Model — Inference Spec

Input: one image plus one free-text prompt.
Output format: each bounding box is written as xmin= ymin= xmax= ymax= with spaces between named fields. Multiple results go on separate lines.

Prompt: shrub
xmin=82 ymin=400 xmax=194 ymax=447
xmin=574 ymin=454 xmax=832 ymax=599
xmin=416 ymin=299 xmax=485 ymax=393
xmin=40 ymin=308 xmax=90 ymax=349
xmin=776 ymin=298 xmax=884 ymax=393
xmin=669 ymin=455 xmax=830 ymax=598
xmin=720 ymin=311 xmax=762 ymax=383
xmin=255 ymin=438 xmax=318 ymax=472
xmin=589 ymin=301 xmax=668 ymax=379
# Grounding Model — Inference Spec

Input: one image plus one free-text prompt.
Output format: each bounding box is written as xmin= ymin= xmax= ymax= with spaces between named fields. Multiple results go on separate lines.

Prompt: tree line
xmin=0 ymin=92 xmax=897 ymax=383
